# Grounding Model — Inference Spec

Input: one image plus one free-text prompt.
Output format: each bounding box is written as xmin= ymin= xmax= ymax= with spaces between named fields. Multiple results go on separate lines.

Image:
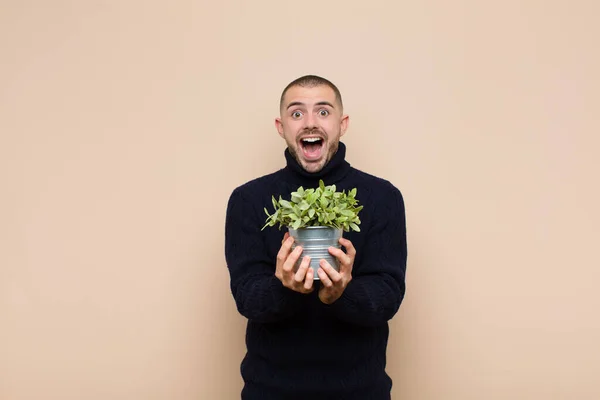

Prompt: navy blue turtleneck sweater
xmin=224 ymin=143 xmax=407 ymax=399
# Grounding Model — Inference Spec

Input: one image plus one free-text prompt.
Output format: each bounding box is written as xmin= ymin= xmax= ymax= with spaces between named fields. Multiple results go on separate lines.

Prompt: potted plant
xmin=262 ymin=180 xmax=363 ymax=279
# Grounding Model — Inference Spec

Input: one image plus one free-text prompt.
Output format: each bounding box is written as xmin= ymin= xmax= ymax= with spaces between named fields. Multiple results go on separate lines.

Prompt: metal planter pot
xmin=288 ymin=226 xmax=343 ymax=280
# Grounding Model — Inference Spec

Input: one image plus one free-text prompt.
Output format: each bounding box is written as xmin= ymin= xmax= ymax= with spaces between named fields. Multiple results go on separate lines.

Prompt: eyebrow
xmin=286 ymin=101 xmax=336 ymax=110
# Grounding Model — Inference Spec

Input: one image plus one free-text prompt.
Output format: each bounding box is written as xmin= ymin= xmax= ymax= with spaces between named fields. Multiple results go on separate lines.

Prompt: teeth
xmin=302 ymin=138 xmax=322 ymax=143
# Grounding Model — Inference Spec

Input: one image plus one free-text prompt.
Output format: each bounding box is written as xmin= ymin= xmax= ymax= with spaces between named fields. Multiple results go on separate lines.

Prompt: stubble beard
xmin=287 ymin=131 xmax=340 ymax=174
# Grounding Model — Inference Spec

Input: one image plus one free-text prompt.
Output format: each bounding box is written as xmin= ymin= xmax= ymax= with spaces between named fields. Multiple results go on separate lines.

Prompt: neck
xmin=283 ymin=142 xmax=351 ymax=187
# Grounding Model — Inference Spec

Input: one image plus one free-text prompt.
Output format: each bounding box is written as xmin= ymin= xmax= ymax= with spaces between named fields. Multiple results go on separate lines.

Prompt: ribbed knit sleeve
xmin=225 ymin=187 xmax=305 ymax=323
xmin=325 ymin=186 xmax=407 ymax=327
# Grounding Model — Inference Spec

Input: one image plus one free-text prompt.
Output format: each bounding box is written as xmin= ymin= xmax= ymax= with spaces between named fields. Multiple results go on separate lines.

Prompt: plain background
xmin=1 ymin=1 xmax=599 ymax=399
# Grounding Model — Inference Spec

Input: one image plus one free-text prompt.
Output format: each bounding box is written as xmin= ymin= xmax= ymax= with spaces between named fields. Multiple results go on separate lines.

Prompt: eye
xmin=318 ymin=109 xmax=329 ymax=117
xmin=291 ymin=111 xmax=303 ymax=119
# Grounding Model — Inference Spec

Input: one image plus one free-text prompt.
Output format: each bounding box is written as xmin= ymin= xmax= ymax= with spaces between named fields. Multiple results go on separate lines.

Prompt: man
xmin=225 ymin=75 xmax=407 ymax=399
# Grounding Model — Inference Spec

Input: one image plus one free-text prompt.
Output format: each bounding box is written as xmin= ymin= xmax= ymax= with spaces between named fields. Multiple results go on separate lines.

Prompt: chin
xmin=301 ymin=159 xmax=326 ymax=173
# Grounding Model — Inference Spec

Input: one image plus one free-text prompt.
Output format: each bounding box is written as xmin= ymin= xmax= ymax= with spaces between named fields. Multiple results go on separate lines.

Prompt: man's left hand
xmin=317 ymin=237 xmax=355 ymax=304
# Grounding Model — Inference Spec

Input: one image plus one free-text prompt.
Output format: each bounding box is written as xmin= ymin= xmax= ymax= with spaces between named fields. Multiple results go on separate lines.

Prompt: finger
xmin=294 ymin=255 xmax=311 ymax=283
xmin=339 ymin=237 xmax=356 ymax=258
xmin=282 ymin=232 xmax=290 ymax=244
xmin=304 ymin=267 xmax=314 ymax=291
xmin=283 ymin=245 xmax=303 ymax=273
xmin=317 ymin=266 xmax=333 ymax=288
xmin=277 ymin=236 xmax=294 ymax=264
xmin=320 ymin=259 xmax=342 ymax=284
xmin=328 ymin=246 xmax=351 ymax=266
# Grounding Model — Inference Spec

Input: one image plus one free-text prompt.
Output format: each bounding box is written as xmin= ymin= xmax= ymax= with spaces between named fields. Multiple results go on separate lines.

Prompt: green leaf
xmin=279 ymin=199 xmax=293 ymax=209
xmin=263 ymin=182 xmax=363 ymax=231
xmin=292 ymin=219 xmax=301 ymax=229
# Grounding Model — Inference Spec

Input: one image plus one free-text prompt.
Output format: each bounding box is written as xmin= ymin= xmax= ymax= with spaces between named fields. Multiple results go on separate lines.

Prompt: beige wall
xmin=1 ymin=1 xmax=599 ymax=399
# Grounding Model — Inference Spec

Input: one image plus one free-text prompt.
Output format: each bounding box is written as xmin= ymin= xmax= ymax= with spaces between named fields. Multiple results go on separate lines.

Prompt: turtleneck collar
xmin=282 ymin=141 xmax=352 ymax=187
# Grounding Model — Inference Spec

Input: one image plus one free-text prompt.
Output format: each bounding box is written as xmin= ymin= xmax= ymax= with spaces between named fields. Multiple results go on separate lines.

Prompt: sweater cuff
xmin=320 ymin=282 xmax=354 ymax=312
xmin=270 ymin=275 xmax=305 ymax=309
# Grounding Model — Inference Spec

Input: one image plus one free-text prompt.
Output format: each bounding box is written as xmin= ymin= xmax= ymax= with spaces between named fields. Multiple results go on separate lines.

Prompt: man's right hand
xmin=275 ymin=232 xmax=314 ymax=293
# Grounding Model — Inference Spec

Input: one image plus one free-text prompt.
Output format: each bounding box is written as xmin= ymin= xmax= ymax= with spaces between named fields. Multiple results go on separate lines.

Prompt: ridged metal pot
xmin=288 ymin=226 xmax=343 ymax=280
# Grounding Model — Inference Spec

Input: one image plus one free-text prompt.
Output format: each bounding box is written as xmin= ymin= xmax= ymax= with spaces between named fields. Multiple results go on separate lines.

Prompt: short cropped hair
xmin=279 ymin=75 xmax=343 ymax=112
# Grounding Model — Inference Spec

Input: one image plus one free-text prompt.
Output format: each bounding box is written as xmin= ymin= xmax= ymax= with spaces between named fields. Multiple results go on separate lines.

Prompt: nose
xmin=303 ymin=112 xmax=318 ymax=130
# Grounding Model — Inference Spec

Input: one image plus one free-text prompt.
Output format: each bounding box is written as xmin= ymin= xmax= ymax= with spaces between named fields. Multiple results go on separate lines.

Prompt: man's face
xmin=276 ymin=85 xmax=349 ymax=173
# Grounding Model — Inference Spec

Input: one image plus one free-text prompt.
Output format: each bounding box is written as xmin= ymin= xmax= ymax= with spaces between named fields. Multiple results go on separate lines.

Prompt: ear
xmin=339 ymin=114 xmax=349 ymax=137
xmin=275 ymin=117 xmax=285 ymax=138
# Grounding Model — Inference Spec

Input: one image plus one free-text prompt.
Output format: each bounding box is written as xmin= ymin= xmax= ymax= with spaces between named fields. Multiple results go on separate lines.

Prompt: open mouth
xmin=300 ymin=137 xmax=324 ymax=160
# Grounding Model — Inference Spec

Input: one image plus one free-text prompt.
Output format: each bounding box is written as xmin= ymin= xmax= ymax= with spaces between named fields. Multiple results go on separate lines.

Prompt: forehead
xmin=282 ymin=85 xmax=338 ymax=108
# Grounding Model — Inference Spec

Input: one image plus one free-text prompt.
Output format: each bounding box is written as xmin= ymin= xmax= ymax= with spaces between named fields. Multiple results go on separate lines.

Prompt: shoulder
xmin=227 ymin=169 xmax=285 ymax=206
xmin=347 ymin=168 xmax=407 ymax=231
xmin=349 ymin=167 xmax=404 ymax=203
